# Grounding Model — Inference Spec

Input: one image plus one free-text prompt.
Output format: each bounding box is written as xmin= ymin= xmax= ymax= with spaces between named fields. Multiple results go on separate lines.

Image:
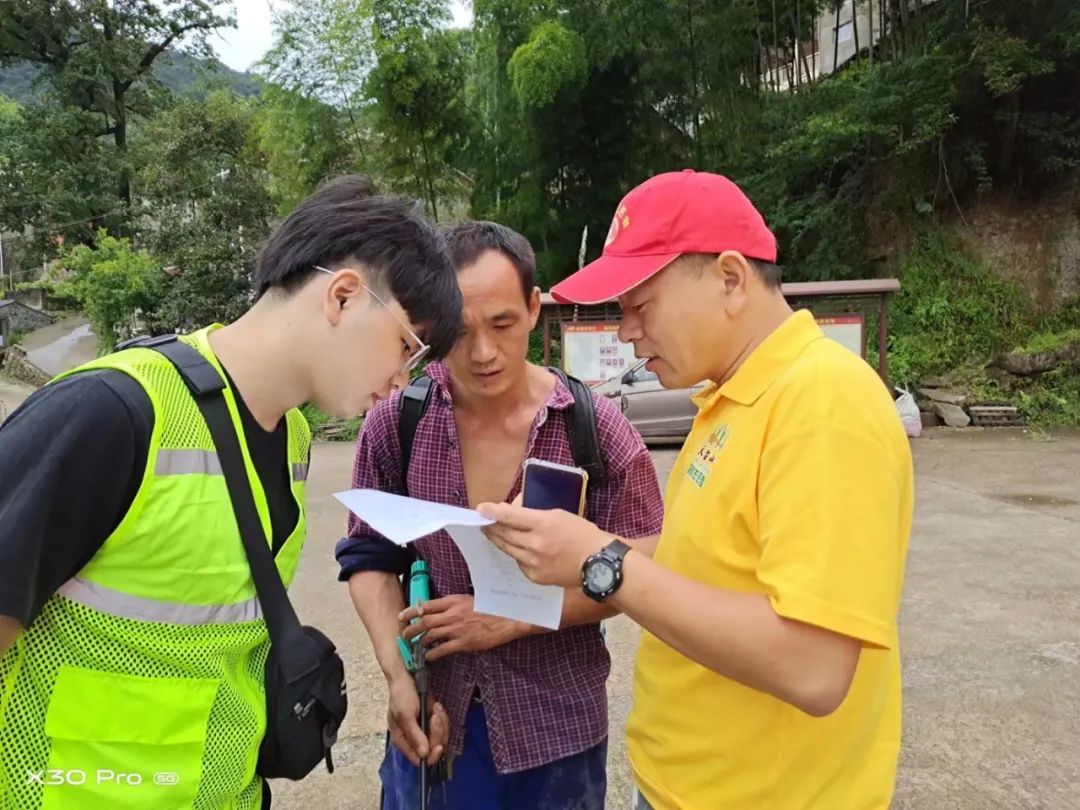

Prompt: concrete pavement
xmin=1 ymin=316 xmax=97 ymax=421
xmin=273 ymin=428 xmax=1080 ymax=809
xmin=0 ymin=378 xmax=33 ymax=422
xmin=19 ymin=316 xmax=98 ymax=377
xmin=894 ymin=429 xmax=1080 ymax=809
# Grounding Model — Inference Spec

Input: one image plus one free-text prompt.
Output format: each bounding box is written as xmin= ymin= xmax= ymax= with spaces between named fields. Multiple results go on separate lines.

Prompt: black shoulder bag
xmin=147 ymin=336 xmax=347 ymax=785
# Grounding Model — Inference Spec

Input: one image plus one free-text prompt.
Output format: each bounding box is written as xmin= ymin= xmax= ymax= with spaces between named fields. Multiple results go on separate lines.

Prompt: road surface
xmin=0 ymin=378 xmax=33 ymax=423
xmin=19 ymin=316 xmax=99 ymax=377
xmin=274 ymin=429 xmax=1080 ymax=809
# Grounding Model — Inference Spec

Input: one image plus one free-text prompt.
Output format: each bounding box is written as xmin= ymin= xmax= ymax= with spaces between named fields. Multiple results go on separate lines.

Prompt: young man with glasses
xmin=315 ymin=265 xmax=432 ymax=377
xmin=336 ymin=221 xmax=665 ymax=810
xmin=0 ymin=175 xmax=463 ymax=809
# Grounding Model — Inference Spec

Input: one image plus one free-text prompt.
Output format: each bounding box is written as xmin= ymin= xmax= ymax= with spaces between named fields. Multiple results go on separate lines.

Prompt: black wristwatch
xmin=581 ymin=539 xmax=632 ymax=603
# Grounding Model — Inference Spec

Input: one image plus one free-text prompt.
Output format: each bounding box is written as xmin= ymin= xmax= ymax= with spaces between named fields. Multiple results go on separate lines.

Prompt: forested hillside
xmin=0 ymin=51 xmax=258 ymax=104
xmin=1 ymin=0 xmax=1078 ymax=422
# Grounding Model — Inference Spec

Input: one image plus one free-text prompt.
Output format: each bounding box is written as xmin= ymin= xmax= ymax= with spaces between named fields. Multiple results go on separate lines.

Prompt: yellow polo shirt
xmin=626 ymin=309 xmax=913 ymax=810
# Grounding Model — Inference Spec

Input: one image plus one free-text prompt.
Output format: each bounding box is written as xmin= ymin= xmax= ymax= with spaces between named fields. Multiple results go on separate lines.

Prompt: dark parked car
xmin=590 ymin=359 xmax=706 ymax=441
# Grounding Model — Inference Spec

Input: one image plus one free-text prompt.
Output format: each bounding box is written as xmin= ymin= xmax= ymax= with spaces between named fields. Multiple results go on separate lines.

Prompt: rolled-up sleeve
xmin=333 ymin=397 xmax=414 ymax=580
xmin=588 ymin=393 xmax=665 ymax=539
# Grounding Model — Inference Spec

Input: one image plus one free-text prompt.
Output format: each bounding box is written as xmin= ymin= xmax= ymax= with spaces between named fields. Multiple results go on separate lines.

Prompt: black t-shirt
xmin=0 ymin=368 xmax=300 ymax=627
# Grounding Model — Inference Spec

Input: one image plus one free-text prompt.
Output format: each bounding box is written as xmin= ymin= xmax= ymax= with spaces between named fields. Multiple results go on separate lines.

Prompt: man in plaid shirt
xmin=336 ymin=221 xmax=664 ymax=810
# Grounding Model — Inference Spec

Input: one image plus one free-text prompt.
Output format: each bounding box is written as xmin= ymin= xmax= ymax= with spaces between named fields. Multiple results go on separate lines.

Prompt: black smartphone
xmin=521 ymin=459 xmax=588 ymax=515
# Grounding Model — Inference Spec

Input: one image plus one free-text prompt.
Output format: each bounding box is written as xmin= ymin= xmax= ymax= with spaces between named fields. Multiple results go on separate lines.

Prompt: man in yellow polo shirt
xmin=479 ymin=170 xmax=914 ymax=809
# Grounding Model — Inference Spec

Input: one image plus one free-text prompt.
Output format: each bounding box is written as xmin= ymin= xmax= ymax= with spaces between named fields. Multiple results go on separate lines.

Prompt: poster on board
xmin=561 ymin=323 xmax=638 ymax=384
xmin=562 ymin=314 xmax=867 ymax=385
xmin=815 ymin=313 xmax=865 ymax=358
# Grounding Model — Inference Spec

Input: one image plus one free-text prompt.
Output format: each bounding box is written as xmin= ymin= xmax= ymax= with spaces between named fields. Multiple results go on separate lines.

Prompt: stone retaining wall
xmin=0 ymin=345 xmax=50 ymax=387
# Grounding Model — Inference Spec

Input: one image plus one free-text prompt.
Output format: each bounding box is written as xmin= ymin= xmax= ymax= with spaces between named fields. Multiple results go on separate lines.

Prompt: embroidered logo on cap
xmin=605 ymin=203 xmax=631 ymax=247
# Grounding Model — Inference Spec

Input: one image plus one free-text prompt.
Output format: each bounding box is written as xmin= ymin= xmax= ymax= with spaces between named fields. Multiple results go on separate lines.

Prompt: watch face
xmin=586 ymin=561 xmax=616 ymax=593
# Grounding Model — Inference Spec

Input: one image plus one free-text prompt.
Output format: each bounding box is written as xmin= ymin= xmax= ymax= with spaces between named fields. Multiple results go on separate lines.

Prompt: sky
xmin=210 ymin=0 xmax=474 ymax=73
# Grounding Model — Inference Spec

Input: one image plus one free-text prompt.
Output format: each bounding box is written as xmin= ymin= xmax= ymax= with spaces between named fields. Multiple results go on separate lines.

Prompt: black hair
xmin=681 ymin=253 xmax=782 ymax=289
xmin=442 ymin=220 xmax=536 ymax=305
xmin=749 ymin=259 xmax=783 ymax=288
xmin=253 ymin=174 xmax=463 ymax=358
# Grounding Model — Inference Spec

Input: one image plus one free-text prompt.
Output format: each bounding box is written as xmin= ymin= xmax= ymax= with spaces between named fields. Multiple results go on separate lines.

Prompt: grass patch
xmin=1014 ymin=327 xmax=1080 ymax=355
xmin=886 ymin=233 xmax=1030 ymax=385
xmin=301 ymin=403 xmax=334 ymax=430
xmin=1038 ymin=296 xmax=1080 ymax=332
xmin=937 ymin=359 xmax=1080 ymax=427
xmin=881 ymin=238 xmax=1080 ymax=425
xmin=300 ymin=403 xmax=363 ymax=442
xmin=1011 ymin=368 xmax=1080 ymax=426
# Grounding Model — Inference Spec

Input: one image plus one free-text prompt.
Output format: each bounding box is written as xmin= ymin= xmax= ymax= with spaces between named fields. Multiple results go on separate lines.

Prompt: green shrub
xmin=300 ymin=403 xmax=363 ymax=442
xmin=1014 ymin=327 xmax=1080 ymax=355
xmin=59 ymin=230 xmax=161 ymax=351
xmin=1012 ymin=369 xmax=1080 ymax=426
xmin=886 ymin=234 xmax=1030 ymax=384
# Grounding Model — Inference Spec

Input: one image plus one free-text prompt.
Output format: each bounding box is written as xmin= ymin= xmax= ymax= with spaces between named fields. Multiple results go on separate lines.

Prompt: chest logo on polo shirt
xmin=686 ymin=423 xmax=730 ymax=487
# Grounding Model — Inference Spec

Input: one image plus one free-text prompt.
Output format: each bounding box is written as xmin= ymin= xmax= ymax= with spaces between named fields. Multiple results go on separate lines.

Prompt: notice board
xmin=815 ymin=313 xmax=866 ymax=358
xmin=561 ymin=313 xmax=867 ymax=384
xmin=561 ymin=323 xmax=637 ymax=384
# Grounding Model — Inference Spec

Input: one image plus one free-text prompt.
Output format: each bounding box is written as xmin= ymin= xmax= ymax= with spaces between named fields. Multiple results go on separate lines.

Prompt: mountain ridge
xmin=0 ymin=50 xmax=260 ymax=104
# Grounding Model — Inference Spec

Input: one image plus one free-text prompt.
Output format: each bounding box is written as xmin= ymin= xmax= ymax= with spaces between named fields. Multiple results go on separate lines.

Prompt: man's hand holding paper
xmin=477 ymin=496 xmax=612 ymax=589
xmin=334 ymin=488 xmax=566 ymax=630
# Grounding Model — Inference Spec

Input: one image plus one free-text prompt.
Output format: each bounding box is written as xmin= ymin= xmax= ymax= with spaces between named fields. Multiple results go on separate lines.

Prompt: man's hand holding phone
xmin=520 ymin=459 xmax=588 ymax=515
xmin=475 ymin=459 xmax=610 ymax=587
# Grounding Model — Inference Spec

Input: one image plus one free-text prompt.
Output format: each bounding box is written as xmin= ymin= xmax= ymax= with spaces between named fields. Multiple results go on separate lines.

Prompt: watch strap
xmin=603 ymin=538 xmax=632 ymax=561
xmin=582 ymin=538 xmax=632 ymax=603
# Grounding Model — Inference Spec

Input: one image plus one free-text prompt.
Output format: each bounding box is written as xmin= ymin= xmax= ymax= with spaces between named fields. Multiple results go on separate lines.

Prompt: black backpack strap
xmin=149 ymin=337 xmax=315 ymax=682
xmin=550 ymin=367 xmax=606 ymax=490
xmin=397 ymin=374 xmax=434 ymax=495
xmin=131 ymin=334 xmax=228 ymax=395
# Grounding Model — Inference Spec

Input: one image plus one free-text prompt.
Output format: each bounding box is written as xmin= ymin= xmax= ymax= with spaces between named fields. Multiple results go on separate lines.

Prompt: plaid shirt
xmin=336 ymin=362 xmax=664 ymax=773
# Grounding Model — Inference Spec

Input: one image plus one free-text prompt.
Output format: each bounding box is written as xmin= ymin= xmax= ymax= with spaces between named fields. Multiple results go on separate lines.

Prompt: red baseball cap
xmin=550 ymin=169 xmax=777 ymax=305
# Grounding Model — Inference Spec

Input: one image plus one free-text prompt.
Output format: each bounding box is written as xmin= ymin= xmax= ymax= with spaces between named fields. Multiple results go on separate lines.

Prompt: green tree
xmin=132 ymin=90 xmax=275 ymax=332
xmin=0 ymin=92 xmax=124 ymax=258
xmin=0 ymin=94 xmax=22 ymax=216
xmin=507 ymin=20 xmax=586 ymax=108
xmin=0 ymin=93 xmax=17 ymax=122
xmin=257 ymin=83 xmax=353 ymax=213
xmin=59 ymin=230 xmax=159 ymax=349
xmin=0 ymin=0 xmax=232 ymax=210
xmin=467 ymin=1 xmax=668 ymax=281
xmin=365 ymin=0 xmax=470 ymax=220
xmin=258 ymin=0 xmax=373 ymax=144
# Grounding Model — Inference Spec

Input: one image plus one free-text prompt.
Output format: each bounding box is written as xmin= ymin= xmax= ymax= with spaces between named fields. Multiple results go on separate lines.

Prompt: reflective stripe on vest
xmin=57 ymin=576 xmax=263 ymax=625
xmin=156 ymin=448 xmax=223 ymax=476
xmin=0 ymin=327 xmax=309 ymax=810
xmin=155 ymin=448 xmax=309 ymax=482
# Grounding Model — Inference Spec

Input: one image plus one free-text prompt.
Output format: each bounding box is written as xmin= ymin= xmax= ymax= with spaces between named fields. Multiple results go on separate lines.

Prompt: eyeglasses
xmin=315 ymin=265 xmax=430 ymax=375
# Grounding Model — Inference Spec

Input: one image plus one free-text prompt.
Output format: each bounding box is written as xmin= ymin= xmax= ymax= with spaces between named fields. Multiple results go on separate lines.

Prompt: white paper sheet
xmin=444 ymin=525 xmax=565 ymax=630
xmin=333 ymin=489 xmax=565 ymax=629
xmin=334 ymin=488 xmax=492 ymax=544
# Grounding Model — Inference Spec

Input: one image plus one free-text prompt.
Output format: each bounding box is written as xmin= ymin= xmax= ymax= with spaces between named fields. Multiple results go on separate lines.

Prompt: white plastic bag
xmin=894 ymin=386 xmax=922 ymax=438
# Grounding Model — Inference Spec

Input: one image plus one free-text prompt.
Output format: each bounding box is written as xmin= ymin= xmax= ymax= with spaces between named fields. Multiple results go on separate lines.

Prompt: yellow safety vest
xmin=0 ymin=326 xmax=310 ymax=809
